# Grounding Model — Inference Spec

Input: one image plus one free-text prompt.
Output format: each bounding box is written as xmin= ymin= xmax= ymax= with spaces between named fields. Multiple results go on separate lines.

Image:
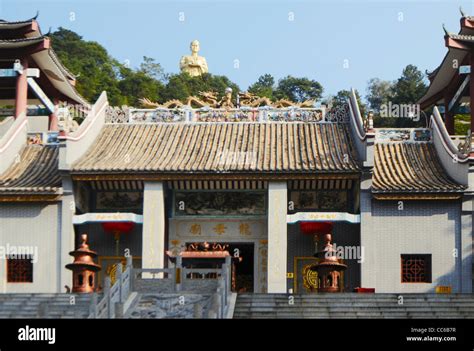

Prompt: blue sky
xmin=3 ymin=0 xmax=474 ymax=100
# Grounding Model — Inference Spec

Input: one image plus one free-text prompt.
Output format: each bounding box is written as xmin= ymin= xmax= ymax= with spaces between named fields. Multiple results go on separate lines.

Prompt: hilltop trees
xmin=51 ymin=27 xmax=428 ymax=118
xmin=247 ymin=74 xmax=324 ymax=103
xmin=51 ymin=28 xmax=242 ymax=106
xmin=248 ymin=74 xmax=275 ymax=99
xmin=364 ymin=65 xmax=428 ymax=127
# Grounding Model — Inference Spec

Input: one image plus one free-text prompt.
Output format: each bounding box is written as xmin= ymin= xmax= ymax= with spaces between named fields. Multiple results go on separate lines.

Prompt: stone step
xmin=236 ymin=303 xmax=474 ymax=308
xmin=234 ymin=293 xmax=474 ymax=319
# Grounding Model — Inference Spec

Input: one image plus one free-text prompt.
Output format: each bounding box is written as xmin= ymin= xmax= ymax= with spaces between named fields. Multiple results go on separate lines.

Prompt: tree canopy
xmin=51 ymin=28 xmax=241 ymax=106
xmin=248 ymin=74 xmax=275 ymax=99
xmin=364 ymin=65 xmax=428 ymax=128
xmin=51 ymin=27 xmax=429 ymax=119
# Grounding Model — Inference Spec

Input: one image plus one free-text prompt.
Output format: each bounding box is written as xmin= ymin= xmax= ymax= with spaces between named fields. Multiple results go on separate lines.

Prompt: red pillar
xmin=471 ymin=53 xmax=474 ymax=133
xmin=48 ymin=100 xmax=59 ymax=131
xmin=14 ymin=58 xmax=28 ymax=118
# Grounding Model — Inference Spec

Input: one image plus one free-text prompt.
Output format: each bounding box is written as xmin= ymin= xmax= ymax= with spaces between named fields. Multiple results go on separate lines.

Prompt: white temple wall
xmin=361 ymin=198 xmax=464 ymax=293
xmin=0 ymin=203 xmax=62 ymax=293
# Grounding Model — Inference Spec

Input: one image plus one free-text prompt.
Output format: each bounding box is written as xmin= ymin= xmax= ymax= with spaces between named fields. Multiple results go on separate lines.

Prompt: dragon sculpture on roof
xmin=140 ymin=90 xmax=315 ymax=109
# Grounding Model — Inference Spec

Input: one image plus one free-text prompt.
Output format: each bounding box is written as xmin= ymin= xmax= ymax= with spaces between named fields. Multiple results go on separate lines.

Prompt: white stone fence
xmin=104 ymin=105 xmax=350 ymax=124
xmin=88 ymin=255 xmax=232 ymax=319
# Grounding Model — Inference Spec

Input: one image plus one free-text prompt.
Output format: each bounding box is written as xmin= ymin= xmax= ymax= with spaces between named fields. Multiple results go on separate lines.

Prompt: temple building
xmin=0 ymin=15 xmax=472 ymax=296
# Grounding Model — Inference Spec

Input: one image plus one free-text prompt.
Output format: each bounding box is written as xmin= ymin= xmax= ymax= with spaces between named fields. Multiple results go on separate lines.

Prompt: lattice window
xmin=401 ymin=254 xmax=431 ymax=283
xmin=7 ymin=255 xmax=33 ymax=283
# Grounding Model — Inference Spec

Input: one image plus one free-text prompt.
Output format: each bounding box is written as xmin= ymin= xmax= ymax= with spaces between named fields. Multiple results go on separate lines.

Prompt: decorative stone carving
xmin=105 ymin=106 xmax=130 ymax=123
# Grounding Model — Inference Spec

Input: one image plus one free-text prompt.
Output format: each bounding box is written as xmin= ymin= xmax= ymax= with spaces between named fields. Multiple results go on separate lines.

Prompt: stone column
xmin=59 ymin=176 xmax=75 ymax=292
xmin=267 ymin=181 xmax=287 ymax=293
xmin=461 ymin=196 xmax=473 ymax=293
xmin=359 ymin=174 xmax=376 ymax=290
xmin=14 ymin=58 xmax=28 ymax=118
xmin=142 ymin=182 xmax=166 ymax=273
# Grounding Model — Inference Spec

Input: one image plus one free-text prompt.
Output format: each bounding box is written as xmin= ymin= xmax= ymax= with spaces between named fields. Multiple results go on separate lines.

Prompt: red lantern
xmin=299 ymin=221 xmax=333 ymax=235
xmin=300 ymin=221 xmax=333 ymax=255
xmin=101 ymin=222 xmax=135 ymax=234
xmin=101 ymin=222 xmax=135 ymax=256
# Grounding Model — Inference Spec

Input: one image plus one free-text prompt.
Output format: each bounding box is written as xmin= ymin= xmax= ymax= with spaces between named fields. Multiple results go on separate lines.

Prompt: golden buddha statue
xmin=179 ymin=40 xmax=209 ymax=77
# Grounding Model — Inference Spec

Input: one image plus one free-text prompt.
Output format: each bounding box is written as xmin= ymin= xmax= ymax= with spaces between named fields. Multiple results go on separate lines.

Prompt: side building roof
xmin=372 ymin=141 xmax=466 ymax=199
xmin=0 ymin=144 xmax=62 ymax=201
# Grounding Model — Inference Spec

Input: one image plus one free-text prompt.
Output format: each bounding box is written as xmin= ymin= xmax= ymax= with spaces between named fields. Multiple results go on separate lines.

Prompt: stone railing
xmin=88 ymin=255 xmax=232 ymax=319
xmin=89 ymin=255 xmax=133 ymax=319
xmin=375 ymin=128 xmax=432 ymax=143
xmin=132 ymin=256 xmax=232 ymax=319
xmin=105 ymin=106 xmax=340 ymax=124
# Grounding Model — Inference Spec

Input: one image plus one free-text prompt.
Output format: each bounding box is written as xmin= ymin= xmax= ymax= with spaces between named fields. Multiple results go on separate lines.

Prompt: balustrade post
xmin=193 ymin=303 xmax=203 ymax=319
xmin=116 ymin=262 xmax=123 ymax=303
xmin=126 ymin=255 xmax=133 ymax=293
xmin=90 ymin=292 xmax=98 ymax=318
xmin=104 ymin=276 xmax=112 ymax=318
xmin=219 ymin=279 xmax=226 ymax=317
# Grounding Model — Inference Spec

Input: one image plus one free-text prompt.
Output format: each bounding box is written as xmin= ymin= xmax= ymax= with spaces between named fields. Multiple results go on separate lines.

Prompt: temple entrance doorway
xmin=227 ymin=243 xmax=254 ymax=293
xmin=182 ymin=241 xmax=254 ymax=293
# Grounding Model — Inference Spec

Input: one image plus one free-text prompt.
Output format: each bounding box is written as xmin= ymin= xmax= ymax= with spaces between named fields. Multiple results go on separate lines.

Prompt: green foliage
xmin=162 ymin=73 xmax=240 ymax=103
xmin=366 ymin=78 xmax=394 ymax=113
xmin=365 ymin=65 xmax=427 ymax=128
xmin=51 ymin=26 xmax=427 ymax=119
xmin=118 ymin=66 xmax=164 ymax=106
xmin=392 ymin=64 xmax=427 ymax=105
xmin=326 ymin=89 xmax=366 ymax=117
xmin=455 ymin=114 xmax=470 ymax=122
xmin=274 ymin=75 xmax=323 ymax=102
xmin=50 ymin=28 xmax=123 ymax=105
xmin=139 ymin=56 xmax=168 ymax=82
xmin=454 ymin=114 xmax=471 ymax=135
xmin=50 ymin=28 xmax=242 ymax=106
xmin=248 ymin=74 xmax=275 ymax=99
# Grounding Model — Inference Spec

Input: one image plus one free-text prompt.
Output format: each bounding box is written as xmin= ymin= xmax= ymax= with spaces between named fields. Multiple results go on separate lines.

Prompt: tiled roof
xmin=372 ymin=143 xmax=465 ymax=193
xmin=446 ymin=33 xmax=474 ymax=42
xmin=0 ymin=35 xmax=45 ymax=48
xmin=0 ymin=144 xmax=62 ymax=194
xmin=72 ymin=123 xmax=360 ymax=174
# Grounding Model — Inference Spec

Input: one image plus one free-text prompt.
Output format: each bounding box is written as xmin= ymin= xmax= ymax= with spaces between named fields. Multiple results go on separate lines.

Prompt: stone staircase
xmin=233 ymin=293 xmax=474 ymax=319
xmin=0 ymin=294 xmax=94 ymax=318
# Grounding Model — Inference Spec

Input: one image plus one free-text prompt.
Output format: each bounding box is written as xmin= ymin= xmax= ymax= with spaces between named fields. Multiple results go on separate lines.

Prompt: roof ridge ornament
xmin=460 ymin=7 xmax=466 ymax=18
xmin=457 ymin=129 xmax=472 ymax=155
xmin=442 ymin=23 xmax=451 ymax=36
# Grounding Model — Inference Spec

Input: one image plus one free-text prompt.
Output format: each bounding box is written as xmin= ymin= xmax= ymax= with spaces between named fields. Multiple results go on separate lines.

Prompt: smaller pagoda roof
xmin=0 ymin=13 xmax=39 ymax=29
xmin=0 ymin=18 xmax=40 ymax=37
xmin=372 ymin=142 xmax=465 ymax=196
xmin=0 ymin=16 xmax=87 ymax=105
xmin=0 ymin=36 xmax=46 ymax=47
xmin=419 ymin=14 xmax=474 ymax=107
xmin=0 ymin=144 xmax=62 ymax=197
